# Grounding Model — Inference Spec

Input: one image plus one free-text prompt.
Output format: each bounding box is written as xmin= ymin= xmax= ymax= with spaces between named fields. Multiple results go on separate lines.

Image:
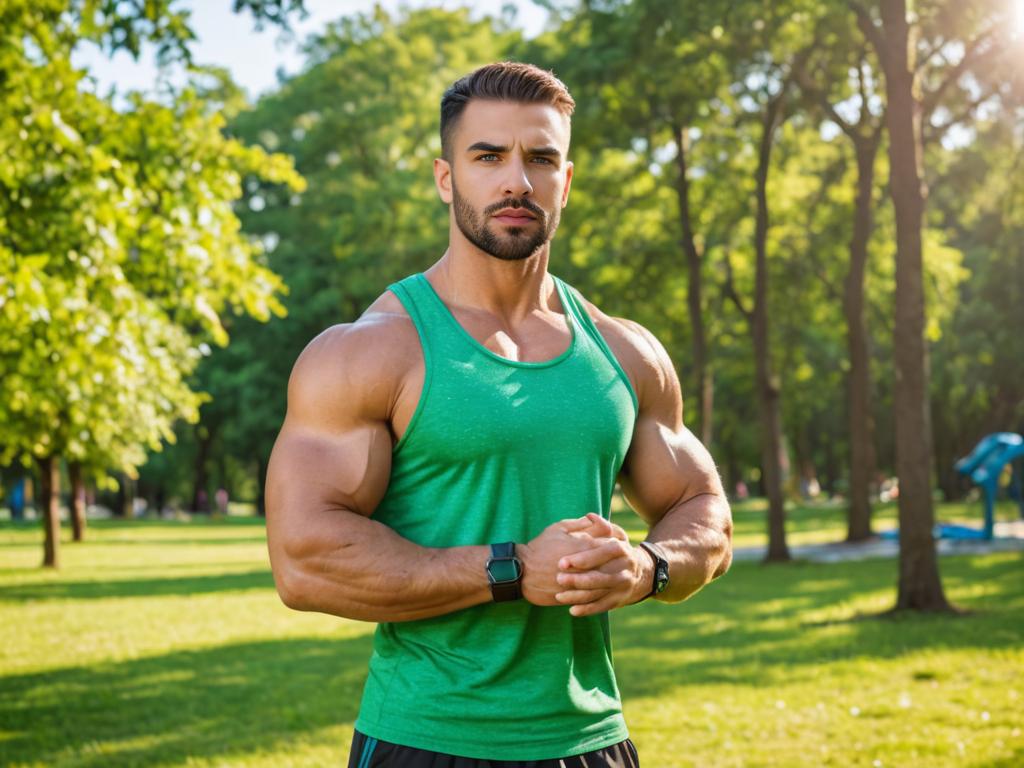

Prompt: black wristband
xmin=637 ymin=541 xmax=670 ymax=601
xmin=486 ymin=542 xmax=523 ymax=602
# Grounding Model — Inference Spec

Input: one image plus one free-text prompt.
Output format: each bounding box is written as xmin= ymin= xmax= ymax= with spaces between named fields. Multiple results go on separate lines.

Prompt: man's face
xmin=434 ymin=100 xmax=573 ymax=261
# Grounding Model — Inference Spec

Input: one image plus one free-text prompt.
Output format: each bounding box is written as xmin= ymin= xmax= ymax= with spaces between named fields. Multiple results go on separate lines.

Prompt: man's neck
xmin=426 ymin=232 xmax=558 ymax=323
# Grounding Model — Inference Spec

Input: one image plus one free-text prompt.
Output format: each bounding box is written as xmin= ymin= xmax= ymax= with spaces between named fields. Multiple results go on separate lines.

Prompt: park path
xmin=732 ymin=520 xmax=1024 ymax=562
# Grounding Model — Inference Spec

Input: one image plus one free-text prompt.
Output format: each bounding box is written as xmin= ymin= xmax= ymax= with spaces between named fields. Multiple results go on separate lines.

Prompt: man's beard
xmin=452 ymin=181 xmax=559 ymax=262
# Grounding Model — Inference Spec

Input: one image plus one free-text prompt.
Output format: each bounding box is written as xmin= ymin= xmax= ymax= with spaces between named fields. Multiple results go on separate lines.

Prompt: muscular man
xmin=266 ymin=62 xmax=732 ymax=768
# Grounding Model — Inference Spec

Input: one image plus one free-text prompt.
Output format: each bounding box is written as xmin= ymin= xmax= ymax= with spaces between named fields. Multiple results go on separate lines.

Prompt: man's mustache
xmin=484 ymin=198 xmax=545 ymax=218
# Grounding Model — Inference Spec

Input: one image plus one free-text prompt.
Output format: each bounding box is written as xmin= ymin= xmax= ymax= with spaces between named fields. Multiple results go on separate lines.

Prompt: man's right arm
xmin=265 ymin=317 xmax=500 ymax=623
xmin=265 ymin=316 xmax=602 ymax=623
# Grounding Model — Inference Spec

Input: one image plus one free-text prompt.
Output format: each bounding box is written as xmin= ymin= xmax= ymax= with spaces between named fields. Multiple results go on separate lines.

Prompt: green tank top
xmin=353 ymin=272 xmax=638 ymax=760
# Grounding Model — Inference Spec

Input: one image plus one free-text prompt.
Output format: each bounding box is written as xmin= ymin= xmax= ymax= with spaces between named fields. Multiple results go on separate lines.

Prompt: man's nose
xmin=501 ymin=157 xmax=533 ymax=197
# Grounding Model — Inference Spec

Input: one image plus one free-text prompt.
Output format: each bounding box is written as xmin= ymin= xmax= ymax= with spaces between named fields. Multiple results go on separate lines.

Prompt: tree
xmin=716 ymin=3 xmax=824 ymax=562
xmin=540 ymin=0 xmax=738 ymax=448
xmin=795 ymin=8 xmax=886 ymax=540
xmin=172 ymin=7 xmax=514 ymax=515
xmin=852 ymin=0 xmax=1019 ymax=609
xmin=0 ymin=1 xmax=304 ymax=566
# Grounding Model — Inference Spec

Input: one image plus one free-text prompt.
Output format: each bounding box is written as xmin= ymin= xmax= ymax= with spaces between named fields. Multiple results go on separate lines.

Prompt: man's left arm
xmin=554 ymin=320 xmax=733 ymax=616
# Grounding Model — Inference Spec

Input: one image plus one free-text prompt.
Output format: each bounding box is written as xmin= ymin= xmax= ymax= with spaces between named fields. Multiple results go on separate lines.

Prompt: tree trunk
xmin=932 ymin=404 xmax=964 ymax=502
xmin=37 ymin=456 xmax=61 ymax=568
xmin=823 ymin=427 xmax=838 ymax=497
xmin=672 ymin=124 xmax=713 ymax=447
xmin=113 ymin=472 xmax=133 ymax=517
xmin=192 ymin=424 xmax=214 ymax=513
xmin=754 ymin=99 xmax=790 ymax=562
xmin=795 ymin=423 xmax=819 ymax=499
xmin=845 ymin=134 xmax=881 ymax=541
xmin=256 ymin=455 xmax=267 ymax=517
xmin=880 ymin=0 xmax=952 ymax=611
xmin=122 ymin=474 xmax=135 ymax=518
xmin=68 ymin=461 xmax=87 ymax=542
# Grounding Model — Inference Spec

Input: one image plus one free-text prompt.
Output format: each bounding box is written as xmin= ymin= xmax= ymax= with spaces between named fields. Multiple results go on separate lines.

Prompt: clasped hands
xmin=517 ymin=513 xmax=653 ymax=617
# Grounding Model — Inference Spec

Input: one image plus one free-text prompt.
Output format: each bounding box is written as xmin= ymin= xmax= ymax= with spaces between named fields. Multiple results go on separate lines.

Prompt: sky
xmin=72 ymin=0 xmax=550 ymax=101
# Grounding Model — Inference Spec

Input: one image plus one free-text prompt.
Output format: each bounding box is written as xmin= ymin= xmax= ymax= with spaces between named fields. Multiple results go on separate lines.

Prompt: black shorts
xmin=348 ymin=730 xmax=641 ymax=768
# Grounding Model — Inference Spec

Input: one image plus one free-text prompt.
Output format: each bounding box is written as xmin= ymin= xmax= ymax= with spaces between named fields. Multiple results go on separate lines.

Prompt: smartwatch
xmin=638 ymin=541 xmax=670 ymax=601
xmin=486 ymin=542 xmax=523 ymax=602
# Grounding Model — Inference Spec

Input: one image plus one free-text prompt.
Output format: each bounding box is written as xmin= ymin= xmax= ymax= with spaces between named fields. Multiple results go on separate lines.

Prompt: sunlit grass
xmin=1 ymin=509 xmax=1022 ymax=767
xmin=612 ymin=496 xmax=1022 ymax=549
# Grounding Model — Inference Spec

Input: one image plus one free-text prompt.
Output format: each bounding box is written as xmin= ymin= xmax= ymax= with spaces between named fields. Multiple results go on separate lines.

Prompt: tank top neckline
xmin=413 ymin=272 xmax=579 ymax=369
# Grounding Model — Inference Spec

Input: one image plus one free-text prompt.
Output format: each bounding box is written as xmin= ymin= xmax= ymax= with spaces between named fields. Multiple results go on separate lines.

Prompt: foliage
xmin=5 ymin=0 xmax=1024 ymax=533
xmin=0 ymin=1 xmax=304 ymax=484
xmin=147 ymin=7 xmax=515 ymax=496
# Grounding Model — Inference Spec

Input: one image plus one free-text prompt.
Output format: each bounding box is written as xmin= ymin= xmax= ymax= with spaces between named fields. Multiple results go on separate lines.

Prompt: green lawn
xmin=613 ymin=497 xmax=1024 ymax=549
xmin=1 ymin=504 xmax=1022 ymax=767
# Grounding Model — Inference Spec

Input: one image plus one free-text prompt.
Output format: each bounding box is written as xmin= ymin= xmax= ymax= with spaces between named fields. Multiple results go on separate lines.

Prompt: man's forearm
xmin=272 ymin=508 xmax=492 ymax=623
xmin=647 ymin=492 xmax=733 ymax=603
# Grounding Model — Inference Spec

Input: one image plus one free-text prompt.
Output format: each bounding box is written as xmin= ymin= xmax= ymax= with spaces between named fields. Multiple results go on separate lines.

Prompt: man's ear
xmin=561 ymin=161 xmax=574 ymax=208
xmin=434 ymin=157 xmax=453 ymax=204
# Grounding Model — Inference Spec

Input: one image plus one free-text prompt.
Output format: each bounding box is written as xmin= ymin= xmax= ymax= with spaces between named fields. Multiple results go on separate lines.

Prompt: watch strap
xmin=487 ymin=542 xmax=522 ymax=602
xmin=637 ymin=540 xmax=669 ymax=601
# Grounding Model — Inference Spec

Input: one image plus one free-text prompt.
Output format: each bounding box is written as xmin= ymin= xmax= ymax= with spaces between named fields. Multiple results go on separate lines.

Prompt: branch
xmin=924 ymin=87 xmax=998 ymax=145
xmin=921 ymin=27 xmax=1001 ymax=119
xmin=813 ymin=267 xmax=842 ymax=303
xmin=847 ymin=0 xmax=886 ymax=68
xmin=721 ymin=250 xmax=753 ymax=323
xmin=802 ymin=158 xmax=846 ymax=304
xmin=917 ymin=34 xmax=949 ymax=71
xmin=794 ymin=66 xmax=856 ymax=138
xmin=856 ymin=50 xmax=869 ymax=117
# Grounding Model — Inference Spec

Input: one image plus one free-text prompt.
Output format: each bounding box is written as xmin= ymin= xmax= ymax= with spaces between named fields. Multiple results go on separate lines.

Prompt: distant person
xmin=215 ymin=487 xmax=229 ymax=515
xmin=266 ymin=62 xmax=733 ymax=767
xmin=8 ymin=478 xmax=25 ymax=521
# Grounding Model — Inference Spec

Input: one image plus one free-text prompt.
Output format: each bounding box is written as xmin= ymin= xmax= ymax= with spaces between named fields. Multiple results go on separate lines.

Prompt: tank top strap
xmin=388 ymin=272 xmax=442 ymax=325
xmin=387 ymin=272 xmax=442 ymax=344
xmin=554 ymin=276 xmax=640 ymax=415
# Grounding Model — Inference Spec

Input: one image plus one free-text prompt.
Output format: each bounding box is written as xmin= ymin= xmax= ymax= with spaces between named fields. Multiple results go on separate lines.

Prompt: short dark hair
xmin=440 ymin=62 xmax=575 ymax=158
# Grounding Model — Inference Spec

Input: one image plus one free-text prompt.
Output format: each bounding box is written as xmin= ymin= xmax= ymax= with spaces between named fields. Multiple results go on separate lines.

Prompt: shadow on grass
xmin=0 ymin=536 xmax=268 ymax=549
xmin=976 ymin=746 xmax=1024 ymax=767
xmin=611 ymin=552 xmax=1024 ymax=698
xmin=0 ymin=517 xmax=268 ymax=532
xmin=0 ymin=634 xmax=373 ymax=767
xmin=0 ymin=569 xmax=276 ymax=601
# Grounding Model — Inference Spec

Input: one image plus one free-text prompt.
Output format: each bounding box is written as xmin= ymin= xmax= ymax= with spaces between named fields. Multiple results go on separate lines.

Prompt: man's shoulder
xmin=299 ymin=289 xmax=418 ymax=367
xmin=287 ymin=288 xmax=420 ymax=422
xmin=569 ymin=287 xmax=679 ymax=405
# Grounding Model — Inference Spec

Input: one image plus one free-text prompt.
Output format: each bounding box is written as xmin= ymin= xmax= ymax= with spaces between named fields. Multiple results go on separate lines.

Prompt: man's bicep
xmin=616 ymin=322 xmax=722 ymax=524
xmin=265 ymin=327 xmax=394 ymax=564
xmin=619 ymin=417 xmax=722 ymax=525
xmin=267 ymin=417 xmax=393 ymax=521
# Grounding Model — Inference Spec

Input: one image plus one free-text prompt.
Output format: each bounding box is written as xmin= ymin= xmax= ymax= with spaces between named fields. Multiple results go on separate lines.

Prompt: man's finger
xmin=555 ymin=588 xmax=609 ymax=604
xmin=558 ymin=517 xmax=596 ymax=532
xmin=559 ymin=541 xmax=629 ymax=571
xmin=569 ymin=596 xmax=619 ymax=617
xmin=585 ymin=513 xmax=629 ymax=542
xmin=557 ymin=568 xmax=624 ymax=591
xmin=582 ymin=513 xmax=614 ymax=537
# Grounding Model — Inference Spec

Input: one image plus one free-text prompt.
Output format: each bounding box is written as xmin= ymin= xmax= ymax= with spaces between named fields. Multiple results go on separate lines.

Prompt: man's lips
xmin=492 ymin=208 xmax=538 ymax=225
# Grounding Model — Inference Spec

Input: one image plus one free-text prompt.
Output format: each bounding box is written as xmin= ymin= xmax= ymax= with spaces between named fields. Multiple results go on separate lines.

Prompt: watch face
xmin=488 ymin=558 xmax=521 ymax=584
xmin=655 ymin=564 xmax=670 ymax=592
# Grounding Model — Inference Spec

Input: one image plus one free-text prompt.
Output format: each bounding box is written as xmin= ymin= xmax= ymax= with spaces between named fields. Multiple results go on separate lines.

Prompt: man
xmin=265 ymin=62 xmax=733 ymax=768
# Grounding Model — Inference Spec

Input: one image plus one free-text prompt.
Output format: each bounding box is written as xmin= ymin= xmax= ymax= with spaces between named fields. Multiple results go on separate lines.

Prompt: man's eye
xmin=531 ymin=156 xmax=554 ymax=165
xmin=477 ymin=153 xmax=499 ymax=161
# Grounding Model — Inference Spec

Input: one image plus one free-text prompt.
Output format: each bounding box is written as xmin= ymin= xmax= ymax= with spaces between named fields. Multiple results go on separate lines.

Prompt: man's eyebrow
xmin=466 ymin=142 xmax=509 ymax=153
xmin=465 ymin=142 xmax=563 ymax=158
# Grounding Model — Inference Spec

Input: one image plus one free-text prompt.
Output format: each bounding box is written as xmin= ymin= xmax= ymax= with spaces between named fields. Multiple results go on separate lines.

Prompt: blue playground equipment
xmin=953 ymin=432 xmax=1024 ymax=540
